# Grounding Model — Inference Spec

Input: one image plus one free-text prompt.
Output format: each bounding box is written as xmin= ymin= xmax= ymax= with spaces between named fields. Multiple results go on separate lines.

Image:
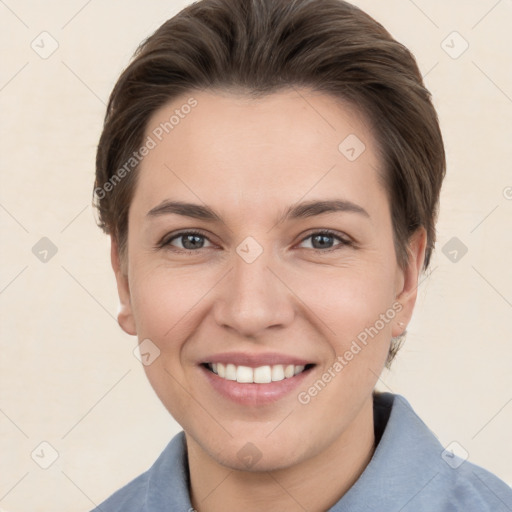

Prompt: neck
xmin=186 ymin=397 xmax=375 ymax=512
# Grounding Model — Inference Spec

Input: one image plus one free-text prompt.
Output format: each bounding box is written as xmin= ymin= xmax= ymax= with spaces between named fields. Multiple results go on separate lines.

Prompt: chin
xmin=205 ymin=431 xmax=309 ymax=473
xmin=218 ymin=449 xmax=300 ymax=473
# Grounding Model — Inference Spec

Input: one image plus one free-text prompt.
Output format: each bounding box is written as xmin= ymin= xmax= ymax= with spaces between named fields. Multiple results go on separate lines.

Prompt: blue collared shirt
xmin=91 ymin=392 xmax=512 ymax=511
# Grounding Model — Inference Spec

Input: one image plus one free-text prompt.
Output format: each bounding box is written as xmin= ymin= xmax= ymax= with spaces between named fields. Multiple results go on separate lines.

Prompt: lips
xmin=198 ymin=352 xmax=316 ymax=405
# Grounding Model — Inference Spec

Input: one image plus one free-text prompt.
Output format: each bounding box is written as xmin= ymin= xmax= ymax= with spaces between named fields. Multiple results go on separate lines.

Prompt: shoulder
xmin=90 ymin=471 xmax=149 ymax=512
xmin=387 ymin=393 xmax=512 ymax=511
xmin=90 ymin=430 xmax=191 ymax=512
xmin=434 ymin=455 xmax=512 ymax=511
xmin=337 ymin=392 xmax=512 ymax=512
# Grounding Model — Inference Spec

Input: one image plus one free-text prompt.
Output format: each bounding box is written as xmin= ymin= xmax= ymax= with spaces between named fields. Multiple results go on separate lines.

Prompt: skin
xmin=111 ymin=88 xmax=426 ymax=512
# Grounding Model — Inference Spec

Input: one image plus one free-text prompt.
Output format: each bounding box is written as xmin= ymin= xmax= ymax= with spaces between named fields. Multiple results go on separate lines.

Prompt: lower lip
xmin=200 ymin=365 xmax=315 ymax=406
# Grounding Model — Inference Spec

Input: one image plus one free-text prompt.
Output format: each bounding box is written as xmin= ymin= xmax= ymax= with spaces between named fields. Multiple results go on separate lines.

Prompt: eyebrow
xmin=146 ymin=199 xmax=370 ymax=223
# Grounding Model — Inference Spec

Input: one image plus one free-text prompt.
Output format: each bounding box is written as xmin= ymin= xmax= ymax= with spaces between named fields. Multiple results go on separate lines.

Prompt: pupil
xmin=183 ymin=234 xmax=203 ymax=249
xmin=313 ymin=234 xmax=333 ymax=249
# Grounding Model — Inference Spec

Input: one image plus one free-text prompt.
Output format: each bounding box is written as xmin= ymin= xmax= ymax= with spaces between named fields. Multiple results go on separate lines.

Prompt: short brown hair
xmin=94 ymin=0 xmax=446 ymax=365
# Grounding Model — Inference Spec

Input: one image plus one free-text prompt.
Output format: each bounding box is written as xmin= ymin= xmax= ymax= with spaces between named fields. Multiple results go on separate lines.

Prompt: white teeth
xmin=225 ymin=363 xmax=237 ymax=381
xmin=236 ymin=365 xmax=254 ymax=383
xmin=253 ymin=365 xmax=272 ymax=383
xmin=284 ymin=365 xmax=295 ymax=378
xmin=208 ymin=362 xmax=309 ymax=383
xmin=294 ymin=365 xmax=305 ymax=375
xmin=271 ymin=364 xmax=285 ymax=382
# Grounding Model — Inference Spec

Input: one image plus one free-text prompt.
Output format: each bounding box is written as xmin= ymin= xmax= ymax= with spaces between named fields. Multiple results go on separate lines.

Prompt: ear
xmin=111 ymin=237 xmax=137 ymax=336
xmin=392 ymin=227 xmax=427 ymax=338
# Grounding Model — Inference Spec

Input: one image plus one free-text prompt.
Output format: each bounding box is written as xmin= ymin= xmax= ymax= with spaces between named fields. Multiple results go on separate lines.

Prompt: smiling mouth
xmin=203 ymin=362 xmax=315 ymax=384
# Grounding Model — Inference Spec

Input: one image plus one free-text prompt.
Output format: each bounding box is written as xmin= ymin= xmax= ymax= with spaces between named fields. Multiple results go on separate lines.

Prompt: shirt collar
xmin=144 ymin=429 xmax=192 ymax=511
xmin=329 ymin=392 xmax=445 ymax=511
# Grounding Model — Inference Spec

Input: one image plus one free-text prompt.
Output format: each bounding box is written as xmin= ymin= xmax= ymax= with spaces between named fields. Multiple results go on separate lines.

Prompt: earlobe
xmin=392 ymin=228 xmax=427 ymax=338
xmin=110 ymin=237 xmax=137 ymax=336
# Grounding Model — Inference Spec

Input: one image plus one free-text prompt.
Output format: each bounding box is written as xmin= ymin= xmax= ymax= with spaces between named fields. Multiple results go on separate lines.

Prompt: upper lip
xmin=202 ymin=352 xmax=315 ymax=367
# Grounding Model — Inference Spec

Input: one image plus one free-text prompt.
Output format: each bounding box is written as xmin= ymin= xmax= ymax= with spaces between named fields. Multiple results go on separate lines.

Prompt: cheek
xmin=293 ymin=269 xmax=396 ymax=419
xmin=130 ymin=264 xmax=212 ymax=342
xmin=301 ymin=265 xmax=397 ymax=392
xmin=128 ymin=267 xmax=212 ymax=422
xmin=301 ymin=263 xmax=397 ymax=334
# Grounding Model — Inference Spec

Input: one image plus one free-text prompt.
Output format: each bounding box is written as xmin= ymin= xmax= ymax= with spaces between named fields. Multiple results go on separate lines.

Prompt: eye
xmin=298 ymin=230 xmax=352 ymax=251
xmin=158 ymin=229 xmax=352 ymax=254
xmin=160 ymin=230 xmax=214 ymax=251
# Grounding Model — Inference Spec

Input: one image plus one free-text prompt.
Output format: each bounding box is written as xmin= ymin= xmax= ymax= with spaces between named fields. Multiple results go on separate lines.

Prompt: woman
xmin=91 ymin=0 xmax=512 ymax=510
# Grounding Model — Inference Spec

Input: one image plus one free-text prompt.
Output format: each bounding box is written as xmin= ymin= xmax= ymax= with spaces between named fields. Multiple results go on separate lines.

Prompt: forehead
xmin=133 ymin=88 xmax=386 ymax=219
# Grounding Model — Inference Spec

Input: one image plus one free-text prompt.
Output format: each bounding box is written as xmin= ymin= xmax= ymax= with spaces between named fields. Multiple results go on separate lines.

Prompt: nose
xmin=212 ymin=247 xmax=295 ymax=338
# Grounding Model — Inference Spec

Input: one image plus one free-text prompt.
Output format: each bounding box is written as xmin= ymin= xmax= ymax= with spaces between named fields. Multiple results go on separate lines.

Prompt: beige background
xmin=0 ymin=1 xmax=511 ymax=510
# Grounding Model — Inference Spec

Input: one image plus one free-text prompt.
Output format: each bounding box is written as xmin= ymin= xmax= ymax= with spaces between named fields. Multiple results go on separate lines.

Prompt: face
xmin=112 ymin=89 xmax=425 ymax=472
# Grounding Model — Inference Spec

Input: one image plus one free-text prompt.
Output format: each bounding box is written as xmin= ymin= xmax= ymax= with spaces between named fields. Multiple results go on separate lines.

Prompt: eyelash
xmin=158 ymin=229 xmax=353 ymax=254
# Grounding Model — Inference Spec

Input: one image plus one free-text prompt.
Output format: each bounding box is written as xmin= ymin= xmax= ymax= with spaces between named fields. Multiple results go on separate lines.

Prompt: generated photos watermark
xmin=297 ymin=301 xmax=403 ymax=405
xmin=94 ymin=97 xmax=198 ymax=200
